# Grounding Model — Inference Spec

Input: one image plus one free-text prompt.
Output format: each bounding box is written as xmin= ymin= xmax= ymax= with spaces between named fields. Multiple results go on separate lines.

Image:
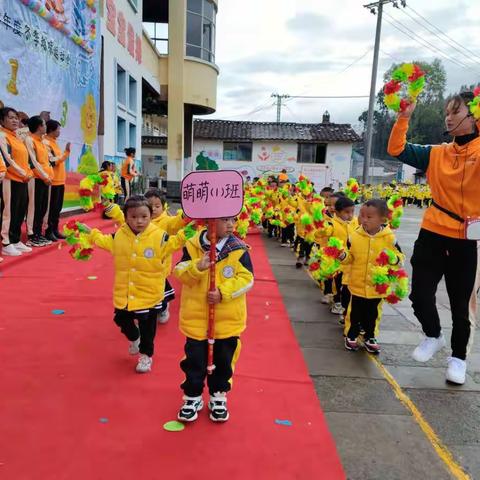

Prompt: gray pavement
xmin=263 ymin=207 xmax=480 ymax=480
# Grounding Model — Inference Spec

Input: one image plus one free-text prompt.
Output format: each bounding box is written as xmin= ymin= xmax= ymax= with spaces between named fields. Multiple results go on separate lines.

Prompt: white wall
xmin=402 ymin=164 xmax=417 ymax=182
xmin=191 ymin=139 xmax=354 ymax=190
xmin=101 ymin=0 xmax=159 ymax=163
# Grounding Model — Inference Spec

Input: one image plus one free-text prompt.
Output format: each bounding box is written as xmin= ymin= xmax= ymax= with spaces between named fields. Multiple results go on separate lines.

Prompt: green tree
xmin=195 ymin=151 xmax=219 ymax=170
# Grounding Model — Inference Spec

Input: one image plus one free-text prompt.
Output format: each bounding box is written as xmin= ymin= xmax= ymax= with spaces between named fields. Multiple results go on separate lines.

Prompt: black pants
xmin=281 ymin=224 xmax=295 ymax=244
xmin=410 ymin=229 xmax=478 ymax=360
xmin=333 ymin=273 xmax=343 ymax=303
xmin=32 ymin=179 xmax=49 ymax=236
xmin=0 ymin=179 xmax=28 ymax=246
xmin=347 ymin=295 xmax=383 ymax=340
xmin=47 ymin=184 xmax=65 ymax=234
xmin=180 ymin=337 xmax=241 ymax=397
xmin=267 ymin=222 xmax=278 ymax=238
xmin=341 ymin=285 xmax=351 ymax=312
xmin=121 ymin=177 xmax=131 ymax=199
xmin=113 ymin=308 xmax=158 ymax=357
xmin=298 ymin=239 xmax=313 ymax=260
xmin=324 ymin=277 xmax=333 ymax=295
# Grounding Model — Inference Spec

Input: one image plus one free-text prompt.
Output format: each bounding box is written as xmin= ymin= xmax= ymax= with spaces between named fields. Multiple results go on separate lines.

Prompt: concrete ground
xmin=263 ymin=207 xmax=480 ymax=480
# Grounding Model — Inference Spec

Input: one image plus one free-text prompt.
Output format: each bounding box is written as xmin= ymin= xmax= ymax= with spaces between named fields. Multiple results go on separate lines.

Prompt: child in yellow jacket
xmin=341 ymin=199 xmax=404 ymax=354
xmin=316 ymin=196 xmax=358 ymax=319
xmin=174 ymin=217 xmax=254 ymax=423
xmin=104 ymin=188 xmax=187 ymax=324
xmin=89 ymin=195 xmax=189 ymax=373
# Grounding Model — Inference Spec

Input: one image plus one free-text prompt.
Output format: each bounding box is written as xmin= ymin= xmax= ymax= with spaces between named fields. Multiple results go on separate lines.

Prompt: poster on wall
xmin=0 ymin=0 xmax=101 ymax=208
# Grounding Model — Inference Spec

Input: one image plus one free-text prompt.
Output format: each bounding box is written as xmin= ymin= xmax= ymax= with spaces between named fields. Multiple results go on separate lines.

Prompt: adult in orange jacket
xmin=387 ymin=92 xmax=480 ymax=385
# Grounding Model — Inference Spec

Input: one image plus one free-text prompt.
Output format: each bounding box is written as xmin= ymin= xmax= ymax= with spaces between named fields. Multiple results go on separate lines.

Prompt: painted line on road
xmin=301 ymin=266 xmax=470 ymax=479
xmin=368 ymin=355 xmax=471 ymax=480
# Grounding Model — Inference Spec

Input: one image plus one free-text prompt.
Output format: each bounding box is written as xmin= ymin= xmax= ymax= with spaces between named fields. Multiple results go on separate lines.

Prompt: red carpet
xmin=0 ymin=215 xmax=344 ymax=480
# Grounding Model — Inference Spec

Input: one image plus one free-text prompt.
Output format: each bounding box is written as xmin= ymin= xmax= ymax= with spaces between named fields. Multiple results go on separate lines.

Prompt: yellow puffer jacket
xmin=90 ymin=223 xmax=186 ymax=311
xmin=342 ymin=225 xmax=404 ymax=298
xmin=294 ymin=195 xmax=308 ymax=238
xmin=104 ymin=203 xmax=186 ymax=274
xmin=174 ymin=231 xmax=254 ymax=341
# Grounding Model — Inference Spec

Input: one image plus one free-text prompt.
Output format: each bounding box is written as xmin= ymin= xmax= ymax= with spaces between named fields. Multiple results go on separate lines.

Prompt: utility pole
xmin=271 ymin=93 xmax=290 ymax=122
xmin=362 ymin=0 xmax=406 ymax=184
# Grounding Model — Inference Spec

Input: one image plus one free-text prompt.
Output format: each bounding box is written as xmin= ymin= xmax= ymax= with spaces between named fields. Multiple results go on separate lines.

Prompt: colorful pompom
xmin=384 ymin=63 xmax=426 ymax=113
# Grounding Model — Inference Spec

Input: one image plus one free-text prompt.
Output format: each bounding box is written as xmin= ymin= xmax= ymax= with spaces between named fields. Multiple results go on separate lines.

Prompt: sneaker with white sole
xmin=37 ymin=235 xmax=52 ymax=246
xmin=13 ymin=241 xmax=32 ymax=253
xmin=446 ymin=357 xmax=467 ymax=385
xmin=364 ymin=338 xmax=381 ymax=354
xmin=26 ymin=236 xmax=44 ymax=248
xmin=320 ymin=293 xmax=333 ymax=305
xmin=128 ymin=338 xmax=140 ymax=355
xmin=330 ymin=302 xmax=344 ymax=315
xmin=2 ymin=244 xmax=22 ymax=256
xmin=412 ymin=334 xmax=446 ymax=362
xmin=208 ymin=392 xmax=229 ymax=422
xmin=344 ymin=337 xmax=359 ymax=352
xmin=157 ymin=306 xmax=170 ymax=324
xmin=178 ymin=395 xmax=204 ymax=422
xmin=135 ymin=354 xmax=152 ymax=373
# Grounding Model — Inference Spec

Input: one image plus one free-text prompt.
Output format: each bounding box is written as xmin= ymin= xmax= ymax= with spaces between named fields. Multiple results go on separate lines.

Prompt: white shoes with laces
xmin=136 ymin=354 xmax=152 ymax=373
xmin=13 ymin=241 xmax=32 ymax=253
xmin=412 ymin=334 xmax=446 ymax=362
xmin=2 ymin=244 xmax=22 ymax=256
xmin=446 ymin=357 xmax=467 ymax=385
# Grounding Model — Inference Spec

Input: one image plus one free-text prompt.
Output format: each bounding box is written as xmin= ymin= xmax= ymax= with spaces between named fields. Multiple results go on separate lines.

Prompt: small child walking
xmin=174 ymin=217 xmax=254 ymax=422
xmin=89 ymin=195 xmax=188 ymax=373
xmin=341 ymin=199 xmax=404 ymax=354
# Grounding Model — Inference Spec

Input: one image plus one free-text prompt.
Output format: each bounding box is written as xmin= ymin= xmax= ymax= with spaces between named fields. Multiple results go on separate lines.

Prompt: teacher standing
xmin=388 ymin=91 xmax=480 ymax=385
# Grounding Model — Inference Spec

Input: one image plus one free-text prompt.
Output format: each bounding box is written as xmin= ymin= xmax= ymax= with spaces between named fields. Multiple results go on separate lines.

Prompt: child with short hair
xmin=316 ymin=196 xmax=358 ymax=319
xmin=174 ymin=217 xmax=254 ymax=422
xmin=104 ymin=188 xmax=187 ymax=324
xmin=88 ymin=195 xmax=189 ymax=373
xmin=341 ymin=199 xmax=404 ymax=353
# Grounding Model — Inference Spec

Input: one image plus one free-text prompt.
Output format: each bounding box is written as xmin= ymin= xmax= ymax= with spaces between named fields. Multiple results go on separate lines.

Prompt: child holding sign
xmin=174 ymin=217 xmax=254 ymax=422
xmin=88 ymin=195 xmax=189 ymax=373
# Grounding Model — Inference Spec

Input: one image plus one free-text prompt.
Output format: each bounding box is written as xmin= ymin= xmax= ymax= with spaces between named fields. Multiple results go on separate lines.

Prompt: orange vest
xmin=121 ymin=156 xmax=135 ymax=181
xmin=44 ymin=136 xmax=68 ymax=185
xmin=0 ymin=127 xmax=32 ymax=182
xmin=29 ymin=134 xmax=54 ymax=181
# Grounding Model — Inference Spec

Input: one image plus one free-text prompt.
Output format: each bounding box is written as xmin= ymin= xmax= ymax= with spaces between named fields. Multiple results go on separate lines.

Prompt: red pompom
xmin=78 ymin=188 xmax=92 ymax=197
xmin=399 ymin=99 xmax=410 ymax=112
xmin=351 ymin=185 xmax=359 ymax=193
xmin=324 ymin=246 xmax=340 ymax=258
xmin=66 ymin=220 xmax=78 ymax=230
xmin=314 ymin=220 xmax=324 ymax=229
xmin=474 ymin=86 xmax=480 ymax=98
xmin=239 ymin=212 xmax=249 ymax=220
xmin=305 ymin=224 xmax=314 ymax=233
xmin=386 ymin=293 xmax=400 ymax=304
xmin=376 ymin=251 xmax=390 ymax=266
xmin=393 ymin=199 xmax=403 ymax=208
xmin=384 ymin=80 xmax=401 ymax=95
xmin=309 ymin=262 xmax=320 ymax=271
xmin=375 ymin=283 xmax=389 ymax=295
xmin=408 ymin=65 xmax=425 ymax=82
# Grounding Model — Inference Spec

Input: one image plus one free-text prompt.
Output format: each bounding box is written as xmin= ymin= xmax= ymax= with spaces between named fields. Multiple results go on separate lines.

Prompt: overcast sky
xmin=211 ymin=0 xmax=480 ymax=129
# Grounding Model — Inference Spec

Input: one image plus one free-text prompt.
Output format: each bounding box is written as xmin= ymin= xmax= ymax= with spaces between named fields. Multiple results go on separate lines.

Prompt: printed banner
xmin=0 ymin=0 xmax=101 ymax=208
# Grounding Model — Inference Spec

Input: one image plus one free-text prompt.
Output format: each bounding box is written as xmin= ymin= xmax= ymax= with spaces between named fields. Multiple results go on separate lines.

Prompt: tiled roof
xmin=193 ymin=119 xmax=361 ymax=143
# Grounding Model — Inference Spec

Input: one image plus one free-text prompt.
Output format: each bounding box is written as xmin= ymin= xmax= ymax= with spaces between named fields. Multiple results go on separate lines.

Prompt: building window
xmin=129 ymin=76 xmax=137 ymax=112
xmin=186 ymin=0 xmax=216 ymax=63
xmin=223 ymin=142 xmax=252 ymax=161
xmin=297 ymin=143 xmax=327 ymax=164
xmin=143 ymin=22 xmax=168 ymax=54
xmin=117 ymin=65 xmax=126 ymax=106
xmin=117 ymin=117 xmax=126 ymax=152
xmin=129 ymin=123 xmax=136 ymax=149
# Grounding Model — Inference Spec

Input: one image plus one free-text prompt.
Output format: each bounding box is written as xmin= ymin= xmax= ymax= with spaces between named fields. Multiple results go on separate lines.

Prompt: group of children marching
xmin=257 ymin=175 xmax=404 ymax=354
xmin=84 ymin=188 xmax=253 ymax=423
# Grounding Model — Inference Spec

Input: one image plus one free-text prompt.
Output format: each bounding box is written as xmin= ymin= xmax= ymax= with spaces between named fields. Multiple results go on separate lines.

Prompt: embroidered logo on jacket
xmin=222 ymin=266 xmax=234 ymax=278
xmin=144 ymin=248 xmax=155 ymax=258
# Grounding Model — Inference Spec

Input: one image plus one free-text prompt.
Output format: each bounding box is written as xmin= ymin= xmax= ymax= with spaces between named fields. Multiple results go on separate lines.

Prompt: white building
xmin=188 ymin=114 xmax=361 ymax=190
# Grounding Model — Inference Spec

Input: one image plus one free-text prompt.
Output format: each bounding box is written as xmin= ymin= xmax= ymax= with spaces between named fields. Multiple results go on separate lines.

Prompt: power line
xmin=398 ymin=7 xmax=480 ymax=68
xmin=337 ymin=47 xmax=374 ymax=75
xmin=382 ymin=13 xmax=475 ymax=72
xmin=289 ymin=95 xmax=370 ymax=99
xmin=406 ymin=5 xmax=480 ymax=64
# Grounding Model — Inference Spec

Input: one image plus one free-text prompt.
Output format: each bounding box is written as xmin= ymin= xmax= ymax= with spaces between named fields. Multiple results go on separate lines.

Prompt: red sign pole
xmin=207 ymin=219 xmax=217 ymax=374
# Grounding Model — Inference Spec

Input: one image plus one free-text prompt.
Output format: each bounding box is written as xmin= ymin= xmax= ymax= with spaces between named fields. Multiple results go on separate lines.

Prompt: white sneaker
xmin=178 ymin=395 xmax=204 ymax=422
xmin=208 ymin=392 xmax=229 ymax=422
xmin=412 ymin=334 xmax=446 ymax=362
xmin=320 ymin=293 xmax=333 ymax=305
xmin=331 ymin=302 xmax=344 ymax=315
xmin=13 ymin=241 xmax=32 ymax=253
xmin=446 ymin=357 xmax=467 ymax=385
xmin=136 ymin=354 xmax=152 ymax=373
xmin=128 ymin=338 xmax=140 ymax=355
xmin=2 ymin=244 xmax=22 ymax=256
xmin=157 ymin=306 xmax=170 ymax=324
